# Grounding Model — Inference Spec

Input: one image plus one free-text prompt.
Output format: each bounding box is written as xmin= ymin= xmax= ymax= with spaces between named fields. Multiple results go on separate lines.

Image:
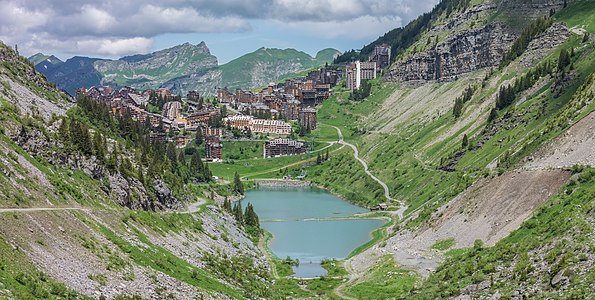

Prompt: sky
xmin=0 ymin=0 xmax=438 ymax=64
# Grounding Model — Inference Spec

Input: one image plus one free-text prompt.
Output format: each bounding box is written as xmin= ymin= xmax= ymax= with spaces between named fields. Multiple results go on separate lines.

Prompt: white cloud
xmin=0 ymin=0 xmax=438 ymax=57
xmin=272 ymin=15 xmax=404 ymax=40
xmin=76 ymin=37 xmax=154 ymax=56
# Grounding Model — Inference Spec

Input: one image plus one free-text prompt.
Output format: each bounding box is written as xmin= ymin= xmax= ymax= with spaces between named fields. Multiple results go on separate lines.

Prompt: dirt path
xmin=0 ymin=201 xmax=205 ymax=214
xmin=331 ymin=126 xmax=408 ymax=219
xmin=333 ymin=250 xmax=369 ymax=300
xmin=0 ymin=207 xmax=86 ymax=213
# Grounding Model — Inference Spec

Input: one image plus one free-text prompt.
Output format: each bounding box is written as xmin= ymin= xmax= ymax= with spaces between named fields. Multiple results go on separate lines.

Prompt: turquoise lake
xmin=241 ymin=187 xmax=384 ymax=278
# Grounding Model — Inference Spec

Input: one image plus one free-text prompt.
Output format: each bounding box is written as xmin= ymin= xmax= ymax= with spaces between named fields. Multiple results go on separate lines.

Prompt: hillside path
xmin=331 ymin=126 xmax=407 ymax=219
xmin=0 ymin=207 xmax=85 ymax=213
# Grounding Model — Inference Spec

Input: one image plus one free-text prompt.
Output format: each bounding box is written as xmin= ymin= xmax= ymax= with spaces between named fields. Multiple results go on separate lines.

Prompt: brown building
xmin=162 ymin=101 xmax=182 ymax=120
xmin=369 ymin=44 xmax=392 ymax=69
xmin=175 ymin=135 xmax=191 ymax=148
xmin=217 ymin=87 xmax=235 ymax=103
xmin=201 ymin=127 xmax=222 ymax=137
xmin=187 ymin=109 xmax=219 ymax=126
xmin=284 ymin=99 xmax=301 ymax=120
xmin=299 ymin=106 xmax=317 ymax=131
xmin=205 ymin=135 xmax=223 ymax=161
xmin=346 ymin=61 xmax=377 ymax=90
xmin=264 ymin=138 xmax=307 ymax=158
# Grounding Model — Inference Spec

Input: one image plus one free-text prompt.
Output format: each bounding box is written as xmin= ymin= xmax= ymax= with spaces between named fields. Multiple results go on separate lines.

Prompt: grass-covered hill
xmin=1 ymin=41 xmax=280 ymax=299
xmin=218 ymin=47 xmax=340 ymax=89
xmin=266 ymin=0 xmax=595 ymax=298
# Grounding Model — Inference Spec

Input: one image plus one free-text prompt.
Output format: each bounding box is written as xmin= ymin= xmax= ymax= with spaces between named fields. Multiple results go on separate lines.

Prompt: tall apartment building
xmin=346 ymin=61 xmax=377 ymax=90
xmin=264 ymin=138 xmax=307 ymax=158
xmin=162 ymin=101 xmax=182 ymax=120
xmin=205 ymin=135 xmax=223 ymax=161
xmin=369 ymin=44 xmax=392 ymax=69
xmin=283 ymin=99 xmax=301 ymax=120
xmin=299 ymin=106 xmax=317 ymax=130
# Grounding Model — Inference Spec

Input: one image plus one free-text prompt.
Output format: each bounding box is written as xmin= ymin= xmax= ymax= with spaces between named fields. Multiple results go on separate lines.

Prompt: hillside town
xmin=75 ymin=44 xmax=393 ymax=162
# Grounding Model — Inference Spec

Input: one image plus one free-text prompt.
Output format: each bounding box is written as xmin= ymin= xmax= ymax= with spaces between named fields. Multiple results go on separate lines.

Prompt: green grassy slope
xmin=219 ymin=47 xmax=339 ymax=89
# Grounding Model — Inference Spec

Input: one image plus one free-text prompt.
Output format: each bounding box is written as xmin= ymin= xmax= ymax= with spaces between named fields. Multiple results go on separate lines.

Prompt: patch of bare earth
xmin=346 ymin=169 xmax=570 ymax=280
xmin=364 ymin=77 xmax=477 ymax=133
xmin=525 ymin=110 xmax=595 ymax=169
xmin=0 ymin=210 xmax=231 ymax=299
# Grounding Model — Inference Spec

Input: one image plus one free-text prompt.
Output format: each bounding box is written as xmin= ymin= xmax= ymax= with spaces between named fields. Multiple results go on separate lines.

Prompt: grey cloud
xmin=0 ymin=0 xmax=438 ymax=57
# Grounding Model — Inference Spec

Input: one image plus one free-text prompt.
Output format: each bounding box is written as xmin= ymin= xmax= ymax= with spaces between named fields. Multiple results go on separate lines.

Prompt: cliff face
xmin=94 ymin=42 xmax=219 ymax=94
xmin=387 ymin=22 xmax=516 ymax=82
xmin=386 ymin=0 xmax=571 ymax=83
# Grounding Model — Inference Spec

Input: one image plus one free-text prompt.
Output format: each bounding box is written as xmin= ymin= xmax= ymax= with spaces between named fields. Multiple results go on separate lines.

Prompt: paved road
xmin=331 ymin=126 xmax=407 ymax=219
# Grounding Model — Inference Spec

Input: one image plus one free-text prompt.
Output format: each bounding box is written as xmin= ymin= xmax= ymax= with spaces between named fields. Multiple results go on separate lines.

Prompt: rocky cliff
xmin=386 ymin=0 xmax=572 ymax=83
xmin=387 ymin=22 xmax=517 ymax=82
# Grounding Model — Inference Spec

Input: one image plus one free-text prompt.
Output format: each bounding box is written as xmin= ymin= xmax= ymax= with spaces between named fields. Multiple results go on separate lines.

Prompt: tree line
xmin=334 ymin=0 xmax=471 ymax=64
xmin=496 ymin=60 xmax=554 ymax=110
xmin=499 ymin=16 xmax=553 ymax=69
xmin=64 ymin=95 xmax=214 ymax=202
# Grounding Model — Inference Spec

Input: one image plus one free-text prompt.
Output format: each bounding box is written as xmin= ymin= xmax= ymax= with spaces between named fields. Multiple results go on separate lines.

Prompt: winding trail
xmin=331 ymin=126 xmax=407 ymax=219
xmin=0 ymin=207 xmax=85 ymax=213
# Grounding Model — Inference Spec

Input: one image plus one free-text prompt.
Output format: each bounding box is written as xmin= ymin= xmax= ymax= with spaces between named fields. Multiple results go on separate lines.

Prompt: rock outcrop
xmin=386 ymin=0 xmax=572 ymax=84
xmin=387 ymin=22 xmax=517 ymax=83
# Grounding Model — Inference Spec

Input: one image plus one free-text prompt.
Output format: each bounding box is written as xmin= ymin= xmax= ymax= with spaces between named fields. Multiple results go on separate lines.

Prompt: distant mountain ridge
xmin=219 ymin=47 xmax=340 ymax=89
xmin=29 ymin=44 xmax=339 ymax=95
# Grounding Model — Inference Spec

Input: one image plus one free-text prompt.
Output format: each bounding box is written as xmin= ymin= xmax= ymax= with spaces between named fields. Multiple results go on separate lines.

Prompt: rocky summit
xmin=30 ymin=43 xmax=339 ymax=96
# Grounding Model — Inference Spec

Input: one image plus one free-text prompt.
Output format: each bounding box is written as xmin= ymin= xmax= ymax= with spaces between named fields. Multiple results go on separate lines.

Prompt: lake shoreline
xmin=242 ymin=188 xmax=386 ymax=278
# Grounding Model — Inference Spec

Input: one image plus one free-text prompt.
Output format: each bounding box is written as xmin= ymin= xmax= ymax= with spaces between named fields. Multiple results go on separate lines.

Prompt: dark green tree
xmin=166 ymin=142 xmax=177 ymax=169
xmin=488 ymin=107 xmax=498 ymax=122
xmin=453 ymin=97 xmax=463 ymax=118
xmin=223 ymin=197 xmax=232 ymax=212
xmin=557 ymin=48 xmax=570 ymax=70
xmin=195 ymin=129 xmax=203 ymax=145
xmin=244 ymin=203 xmax=260 ymax=228
xmin=461 ymin=134 xmax=469 ymax=149
xmin=233 ymin=203 xmax=243 ymax=225
xmin=190 ymin=152 xmax=205 ymax=181
xmin=233 ymin=172 xmax=244 ymax=194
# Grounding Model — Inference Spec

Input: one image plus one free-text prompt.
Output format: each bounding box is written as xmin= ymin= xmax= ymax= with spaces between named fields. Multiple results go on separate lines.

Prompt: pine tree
xmin=190 ymin=152 xmax=204 ymax=181
xmin=453 ymin=98 xmax=463 ymax=118
xmin=233 ymin=172 xmax=244 ymax=194
xmin=233 ymin=203 xmax=243 ymax=225
xmin=488 ymin=107 xmax=498 ymax=122
xmin=325 ymin=148 xmax=329 ymax=161
xmin=203 ymin=162 xmax=212 ymax=181
xmin=244 ymin=203 xmax=260 ymax=228
xmin=139 ymin=167 xmax=145 ymax=185
xmin=461 ymin=134 xmax=469 ymax=149
xmin=223 ymin=197 xmax=232 ymax=212
xmin=166 ymin=142 xmax=177 ymax=169
xmin=195 ymin=129 xmax=203 ymax=145
xmin=178 ymin=152 xmax=185 ymax=166
xmin=93 ymin=131 xmax=106 ymax=161
xmin=557 ymin=48 xmax=570 ymax=70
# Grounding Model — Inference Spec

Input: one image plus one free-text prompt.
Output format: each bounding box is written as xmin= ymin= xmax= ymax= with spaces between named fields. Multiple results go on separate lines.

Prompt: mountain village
xmin=75 ymin=44 xmax=391 ymax=163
